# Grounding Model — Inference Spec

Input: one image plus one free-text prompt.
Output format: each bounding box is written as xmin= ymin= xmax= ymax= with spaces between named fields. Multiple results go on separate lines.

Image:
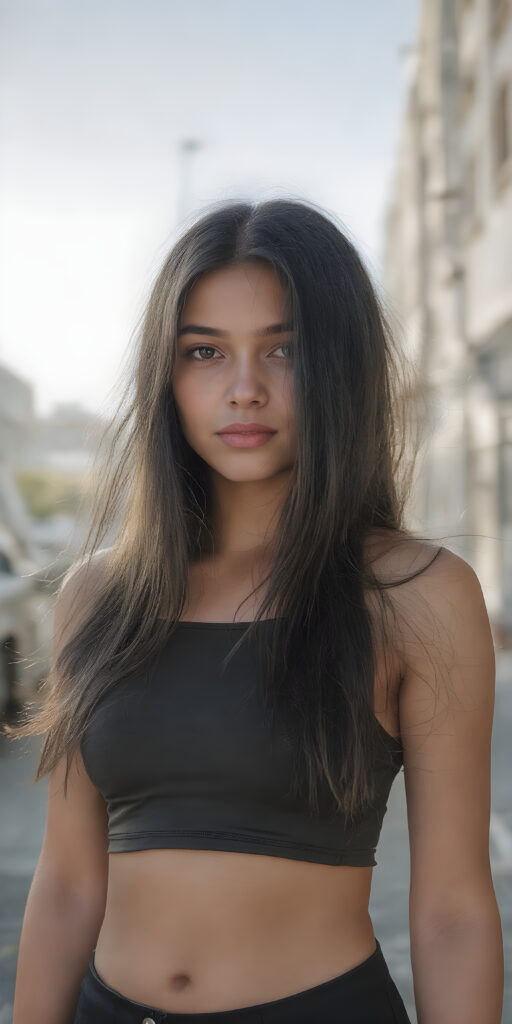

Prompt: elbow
xmin=410 ymin=895 xmax=502 ymax=945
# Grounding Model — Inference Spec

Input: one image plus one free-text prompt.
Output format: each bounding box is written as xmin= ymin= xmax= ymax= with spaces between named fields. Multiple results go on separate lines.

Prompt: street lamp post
xmin=176 ymin=138 xmax=204 ymax=223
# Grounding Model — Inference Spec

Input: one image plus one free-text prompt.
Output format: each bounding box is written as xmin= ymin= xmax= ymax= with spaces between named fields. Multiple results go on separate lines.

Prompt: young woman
xmin=8 ymin=199 xmax=503 ymax=1024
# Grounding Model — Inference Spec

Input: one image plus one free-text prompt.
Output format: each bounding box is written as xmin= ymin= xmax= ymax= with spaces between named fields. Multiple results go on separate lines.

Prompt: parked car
xmin=0 ymin=522 xmax=52 ymax=721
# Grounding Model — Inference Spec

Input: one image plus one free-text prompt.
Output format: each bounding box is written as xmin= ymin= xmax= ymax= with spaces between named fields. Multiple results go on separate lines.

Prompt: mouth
xmin=217 ymin=423 xmax=276 ymax=435
xmin=216 ymin=429 xmax=277 ymax=449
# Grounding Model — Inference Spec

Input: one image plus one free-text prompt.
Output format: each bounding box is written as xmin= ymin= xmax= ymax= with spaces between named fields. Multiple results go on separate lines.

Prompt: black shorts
xmin=72 ymin=936 xmax=412 ymax=1023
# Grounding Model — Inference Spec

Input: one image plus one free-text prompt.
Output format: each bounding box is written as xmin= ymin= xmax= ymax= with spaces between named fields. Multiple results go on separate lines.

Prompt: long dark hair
xmin=4 ymin=197 xmax=445 ymax=820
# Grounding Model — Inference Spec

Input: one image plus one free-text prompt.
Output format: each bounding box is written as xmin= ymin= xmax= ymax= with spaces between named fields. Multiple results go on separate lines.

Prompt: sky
xmin=0 ymin=0 xmax=419 ymax=418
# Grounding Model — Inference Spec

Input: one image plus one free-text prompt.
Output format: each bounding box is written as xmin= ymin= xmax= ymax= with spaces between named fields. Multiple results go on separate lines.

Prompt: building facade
xmin=383 ymin=0 xmax=512 ymax=638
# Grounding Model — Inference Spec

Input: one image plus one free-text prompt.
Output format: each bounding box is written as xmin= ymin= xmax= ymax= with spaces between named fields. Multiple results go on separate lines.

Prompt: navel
xmin=169 ymin=971 xmax=192 ymax=991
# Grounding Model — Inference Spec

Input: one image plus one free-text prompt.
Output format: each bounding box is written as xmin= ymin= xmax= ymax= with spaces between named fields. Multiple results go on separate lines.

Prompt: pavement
xmin=0 ymin=652 xmax=510 ymax=1023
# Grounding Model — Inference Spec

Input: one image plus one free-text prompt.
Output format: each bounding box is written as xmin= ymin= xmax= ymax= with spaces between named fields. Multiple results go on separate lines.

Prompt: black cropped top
xmin=80 ymin=620 xmax=403 ymax=867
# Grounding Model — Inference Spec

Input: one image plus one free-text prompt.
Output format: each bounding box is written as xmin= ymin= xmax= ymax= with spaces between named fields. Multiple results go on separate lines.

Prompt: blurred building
xmin=383 ymin=0 xmax=512 ymax=639
xmin=0 ymin=362 xmax=33 ymax=470
xmin=0 ymin=362 xmax=112 ymax=554
xmin=28 ymin=401 xmax=108 ymax=473
xmin=0 ymin=363 xmax=109 ymax=473
xmin=0 ymin=363 xmax=37 ymax=548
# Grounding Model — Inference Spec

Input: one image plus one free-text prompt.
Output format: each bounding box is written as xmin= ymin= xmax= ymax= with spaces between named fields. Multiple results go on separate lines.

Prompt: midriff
xmin=93 ymin=849 xmax=378 ymax=1013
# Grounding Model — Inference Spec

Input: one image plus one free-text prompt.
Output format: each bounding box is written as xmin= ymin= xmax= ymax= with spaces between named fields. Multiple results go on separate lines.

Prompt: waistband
xmin=83 ymin=937 xmax=391 ymax=1022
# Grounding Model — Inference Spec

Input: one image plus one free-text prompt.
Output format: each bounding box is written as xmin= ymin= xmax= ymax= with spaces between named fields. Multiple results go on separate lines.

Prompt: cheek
xmin=172 ymin=374 xmax=208 ymax=426
xmin=280 ymin=379 xmax=296 ymax=425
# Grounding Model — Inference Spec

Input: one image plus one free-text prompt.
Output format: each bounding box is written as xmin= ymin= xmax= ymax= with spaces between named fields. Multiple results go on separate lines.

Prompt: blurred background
xmin=0 ymin=1 xmax=510 ymax=1021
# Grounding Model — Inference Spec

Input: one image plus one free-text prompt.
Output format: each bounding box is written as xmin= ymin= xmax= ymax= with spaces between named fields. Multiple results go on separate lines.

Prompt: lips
xmin=217 ymin=423 xmax=275 ymax=435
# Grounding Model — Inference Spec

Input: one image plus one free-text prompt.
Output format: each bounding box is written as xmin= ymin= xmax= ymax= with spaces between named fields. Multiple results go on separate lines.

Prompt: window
xmin=0 ymin=551 xmax=14 ymax=575
xmin=459 ymin=68 xmax=476 ymax=116
xmin=493 ymin=79 xmax=511 ymax=179
xmin=463 ymin=152 xmax=479 ymax=224
xmin=501 ymin=439 xmax=512 ymax=521
xmin=490 ymin=0 xmax=509 ymax=37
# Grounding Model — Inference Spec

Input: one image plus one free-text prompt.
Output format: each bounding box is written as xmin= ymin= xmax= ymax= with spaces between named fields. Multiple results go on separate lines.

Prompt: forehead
xmin=180 ymin=262 xmax=287 ymax=322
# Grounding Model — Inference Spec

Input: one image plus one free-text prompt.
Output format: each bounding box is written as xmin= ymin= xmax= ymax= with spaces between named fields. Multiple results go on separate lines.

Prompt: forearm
xmin=13 ymin=874 xmax=106 ymax=1024
xmin=411 ymin=908 xmax=504 ymax=1024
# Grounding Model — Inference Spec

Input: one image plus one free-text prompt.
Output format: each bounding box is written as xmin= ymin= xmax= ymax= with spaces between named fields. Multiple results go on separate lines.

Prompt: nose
xmin=226 ymin=356 xmax=268 ymax=405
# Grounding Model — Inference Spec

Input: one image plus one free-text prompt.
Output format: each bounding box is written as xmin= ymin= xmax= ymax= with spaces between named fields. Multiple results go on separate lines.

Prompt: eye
xmin=184 ymin=345 xmax=221 ymax=361
xmin=182 ymin=342 xmax=294 ymax=362
xmin=272 ymin=342 xmax=294 ymax=359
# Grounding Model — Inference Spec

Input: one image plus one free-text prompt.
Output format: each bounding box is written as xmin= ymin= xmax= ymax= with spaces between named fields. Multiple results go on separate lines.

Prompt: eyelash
xmin=183 ymin=343 xmax=294 ymax=362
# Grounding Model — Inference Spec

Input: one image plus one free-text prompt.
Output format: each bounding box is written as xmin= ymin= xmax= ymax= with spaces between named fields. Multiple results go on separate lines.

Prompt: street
xmin=0 ymin=655 xmax=510 ymax=1024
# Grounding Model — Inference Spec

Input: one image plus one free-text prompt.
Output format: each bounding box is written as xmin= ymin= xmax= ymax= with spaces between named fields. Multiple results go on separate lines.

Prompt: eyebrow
xmin=177 ymin=321 xmax=294 ymax=339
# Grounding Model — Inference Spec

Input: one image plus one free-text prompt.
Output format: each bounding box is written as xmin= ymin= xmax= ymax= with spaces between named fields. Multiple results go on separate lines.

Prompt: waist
xmin=95 ymin=847 xmax=375 ymax=1012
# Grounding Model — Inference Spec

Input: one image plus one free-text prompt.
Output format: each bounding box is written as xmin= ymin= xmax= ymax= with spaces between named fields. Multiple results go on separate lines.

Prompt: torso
xmin=92 ymin=530 xmax=416 ymax=1013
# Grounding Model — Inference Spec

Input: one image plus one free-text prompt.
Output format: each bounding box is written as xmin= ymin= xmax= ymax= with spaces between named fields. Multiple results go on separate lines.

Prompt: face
xmin=172 ymin=261 xmax=297 ymax=483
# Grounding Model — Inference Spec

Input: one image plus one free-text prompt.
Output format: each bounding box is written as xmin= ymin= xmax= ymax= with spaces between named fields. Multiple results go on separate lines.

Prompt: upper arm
xmin=397 ymin=546 xmax=496 ymax=929
xmin=37 ymin=549 xmax=113 ymax=900
xmin=39 ymin=748 xmax=109 ymax=903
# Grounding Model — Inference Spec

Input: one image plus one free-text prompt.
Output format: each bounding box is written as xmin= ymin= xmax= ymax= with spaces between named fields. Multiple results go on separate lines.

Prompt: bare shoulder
xmin=369 ymin=533 xmax=496 ymax=743
xmin=363 ymin=527 xmax=444 ymax=583
xmin=362 ymin=529 xmax=443 ymax=631
xmin=364 ymin=528 xmax=477 ymax=616
xmin=362 ymin=531 xmax=492 ymax=679
xmin=391 ymin=541 xmax=484 ymax=640
xmin=54 ymin=545 xmax=115 ymax=654
xmin=59 ymin=544 xmax=115 ymax=594
xmin=395 ymin=542 xmax=494 ymax=702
